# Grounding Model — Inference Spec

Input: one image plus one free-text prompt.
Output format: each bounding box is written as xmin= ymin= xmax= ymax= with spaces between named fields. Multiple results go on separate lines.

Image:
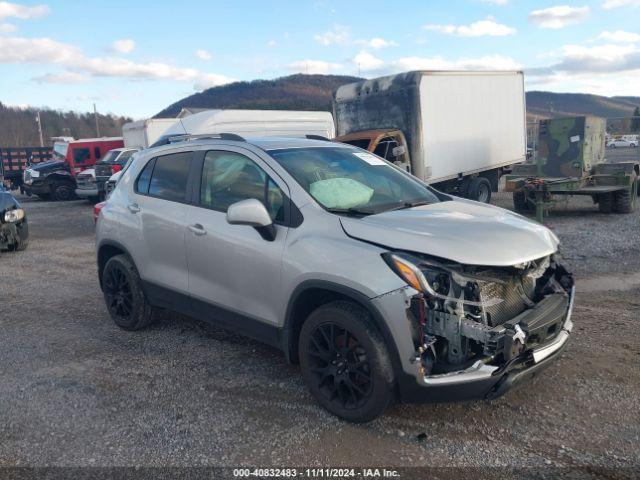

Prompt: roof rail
xmin=306 ymin=134 xmax=332 ymax=142
xmin=149 ymin=132 xmax=246 ymax=148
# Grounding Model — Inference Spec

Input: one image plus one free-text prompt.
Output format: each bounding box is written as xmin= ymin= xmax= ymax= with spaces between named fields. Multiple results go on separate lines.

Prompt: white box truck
xmin=129 ymin=110 xmax=336 ymax=148
xmin=122 ymin=119 xmax=183 ymax=148
xmin=333 ymin=71 xmax=527 ymax=203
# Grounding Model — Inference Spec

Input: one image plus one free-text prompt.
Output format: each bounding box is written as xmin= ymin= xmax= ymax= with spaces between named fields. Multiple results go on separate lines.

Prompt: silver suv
xmin=96 ymin=135 xmax=575 ymax=422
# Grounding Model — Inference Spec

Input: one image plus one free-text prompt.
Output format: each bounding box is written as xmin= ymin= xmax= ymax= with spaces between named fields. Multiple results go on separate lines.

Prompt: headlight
xmin=4 ymin=208 xmax=25 ymax=223
xmin=30 ymin=170 xmax=40 ymax=178
xmin=383 ymin=252 xmax=503 ymax=308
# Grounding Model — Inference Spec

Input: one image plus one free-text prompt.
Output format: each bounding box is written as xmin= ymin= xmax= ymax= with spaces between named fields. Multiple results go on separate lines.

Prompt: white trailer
xmin=176 ymin=109 xmax=336 ymax=139
xmin=333 ymin=71 xmax=527 ymax=203
xmin=122 ymin=119 xmax=183 ymax=148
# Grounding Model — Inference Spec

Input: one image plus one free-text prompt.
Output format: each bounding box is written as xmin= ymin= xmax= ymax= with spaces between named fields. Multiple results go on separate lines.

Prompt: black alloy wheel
xmin=103 ymin=264 xmax=134 ymax=319
xmin=307 ymin=323 xmax=373 ymax=410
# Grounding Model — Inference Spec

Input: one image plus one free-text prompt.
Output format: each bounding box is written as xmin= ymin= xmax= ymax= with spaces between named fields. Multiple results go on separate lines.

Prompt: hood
xmin=339 ymin=199 xmax=559 ymax=267
xmin=0 ymin=191 xmax=20 ymax=212
xmin=29 ymin=160 xmax=66 ymax=172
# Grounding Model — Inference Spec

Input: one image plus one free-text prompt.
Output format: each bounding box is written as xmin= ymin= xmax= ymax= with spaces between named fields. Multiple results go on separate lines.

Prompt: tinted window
xmin=148 ymin=152 xmax=192 ymax=202
xmin=200 ymin=151 xmax=284 ymax=222
xmin=72 ymin=148 xmax=90 ymax=165
xmin=135 ymin=158 xmax=155 ymax=194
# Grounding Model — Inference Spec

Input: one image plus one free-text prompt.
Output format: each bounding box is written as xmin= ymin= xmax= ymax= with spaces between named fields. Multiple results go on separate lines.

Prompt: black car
xmin=0 ymin=184 xmax=29 ymax=252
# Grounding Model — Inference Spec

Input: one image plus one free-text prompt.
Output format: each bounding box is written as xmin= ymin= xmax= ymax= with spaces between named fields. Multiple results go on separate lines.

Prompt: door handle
xmin=188 ymin=223 xmax=207 ymax=236
xmin=127 ymin=203 xmax=140 ymax=214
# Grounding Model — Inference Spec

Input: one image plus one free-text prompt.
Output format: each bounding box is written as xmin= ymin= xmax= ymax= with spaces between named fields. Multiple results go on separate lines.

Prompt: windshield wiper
xmin=385 ymin=201 xmax=432 ymax=212
xmin=326 ymin=207 xmax=377 ymax=216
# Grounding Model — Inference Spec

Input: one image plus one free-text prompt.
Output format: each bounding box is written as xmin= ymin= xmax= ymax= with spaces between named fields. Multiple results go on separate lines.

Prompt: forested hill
xmin=156 ymin=74 xmax=362 ymax=118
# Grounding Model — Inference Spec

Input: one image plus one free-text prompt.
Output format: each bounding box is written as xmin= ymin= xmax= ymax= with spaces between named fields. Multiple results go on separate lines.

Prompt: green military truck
xmin=504 ymin=116 xmax=639 ymax=221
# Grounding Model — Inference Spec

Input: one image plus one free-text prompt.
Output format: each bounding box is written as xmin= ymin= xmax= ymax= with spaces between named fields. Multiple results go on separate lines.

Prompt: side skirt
xmin=142 ymin=281 xmax=282 ymax=350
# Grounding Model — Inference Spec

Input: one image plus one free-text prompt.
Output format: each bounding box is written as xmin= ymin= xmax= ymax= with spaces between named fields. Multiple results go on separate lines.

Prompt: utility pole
xmin=35 ymin=111 xmax=44 ymax=147
xmin=93 ymin=103 xmax=101 ymax=137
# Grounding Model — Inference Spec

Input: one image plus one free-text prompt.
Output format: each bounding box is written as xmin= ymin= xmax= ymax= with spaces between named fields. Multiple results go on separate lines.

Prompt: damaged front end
xmin=383 ymin=251 xmax=574 ymax=398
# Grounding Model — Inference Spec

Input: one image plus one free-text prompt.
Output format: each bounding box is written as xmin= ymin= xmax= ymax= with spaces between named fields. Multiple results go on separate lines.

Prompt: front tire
xmin=299 ymin=301 xmax=395 ymax=423
xmin=8 ymin=221 xmax=29 ymax=251
xmin=102 ymin=255 xmax=155 ymax=331
xmin=52 ymin=181 xmax=75 ymax=201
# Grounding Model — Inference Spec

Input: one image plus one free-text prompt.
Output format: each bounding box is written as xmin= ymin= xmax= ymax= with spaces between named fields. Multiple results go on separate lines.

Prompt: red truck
xmin=22 ymin=137 xmax=124 ymax=201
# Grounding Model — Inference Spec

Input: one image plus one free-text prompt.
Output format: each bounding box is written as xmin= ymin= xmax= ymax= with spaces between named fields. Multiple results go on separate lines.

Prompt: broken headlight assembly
xmin=4 ymin=208 xmax=25 ymax=223
xmin=382 ymin=252 xmax=504 ymax=308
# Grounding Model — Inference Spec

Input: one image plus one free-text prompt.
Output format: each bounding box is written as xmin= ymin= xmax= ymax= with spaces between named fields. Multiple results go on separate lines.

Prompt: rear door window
xmin=148 ymin=152 xmax=193 ymax=202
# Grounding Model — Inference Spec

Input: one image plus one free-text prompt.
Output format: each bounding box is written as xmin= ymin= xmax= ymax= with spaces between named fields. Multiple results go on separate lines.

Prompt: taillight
xmin=111 ymin=164 xmax=122 ymax=174
xmin=93 ymin=201 xmax=106 ymax=223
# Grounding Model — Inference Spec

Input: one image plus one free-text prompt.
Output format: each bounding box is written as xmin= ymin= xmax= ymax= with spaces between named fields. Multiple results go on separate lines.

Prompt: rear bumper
xmin=75 ymin=187 xmax=99 ymax=197
xmin=397 ymin=286 xmax=575 ymax=403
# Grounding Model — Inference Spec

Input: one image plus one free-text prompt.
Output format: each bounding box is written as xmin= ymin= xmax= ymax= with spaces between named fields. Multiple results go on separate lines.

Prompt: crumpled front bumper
xmin=394 ymin=286 xmax=575 ymax=403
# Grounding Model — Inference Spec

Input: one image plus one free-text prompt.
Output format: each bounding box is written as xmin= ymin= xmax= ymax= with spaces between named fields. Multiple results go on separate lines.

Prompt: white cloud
xmin=527 ymin=42 xmax=640 ymax=96
xmin=424 ymin=17 xmax=516 ymax=37
xmin=32 ymin=72 xmax=89 ymax=84
xmin=602 ymin=0 xmax=640 ymax=9
xmin=0 ymin=35 xmax=234 ymax=90
xmin=355 ymin=37 xmax=397 ymax=49
xmin=314 ymin=24 xmax=349 ymax=45
xmin=529 ymin=5 xmax=590 ymax=29
xmin=597 ymin=30 xmax=640 ymax=42
xmin=0 ymin=21 xmax=16 ymax=32
xmin=352 ymin=51 xmax=384 ymax=71
xmin=0 ymin=1 xmax=49 ymax=20
xmin=288 ymin=59 xmax=342 ymax=74
xmin=390 ymin=54 xmax=521 ymax=72
xmin=111 ymin=39 xmax=135 ymax=54
xmin=267 ymin=40 xmax=277 ymax=47
xmin=196 ymin=49 xmax=212 ymax=60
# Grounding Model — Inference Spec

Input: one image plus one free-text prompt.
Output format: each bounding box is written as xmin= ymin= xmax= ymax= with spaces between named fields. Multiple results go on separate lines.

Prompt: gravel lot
xmin=0 ymin=192 xmax=639 ymax=477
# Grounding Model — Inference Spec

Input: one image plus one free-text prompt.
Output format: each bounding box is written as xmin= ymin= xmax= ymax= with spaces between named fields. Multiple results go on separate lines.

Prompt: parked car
xmin=23 ymin=137 xmax=124 ymax=201
xmin=75 ymin=148 xmax=139 ymax=203
xmin=96 ymin=135 xmax=575 ymax=422
xmin=607 ymin=139 xmax=637 ymax=148
xmin=0 ymin=183 xmax=28 ymax=253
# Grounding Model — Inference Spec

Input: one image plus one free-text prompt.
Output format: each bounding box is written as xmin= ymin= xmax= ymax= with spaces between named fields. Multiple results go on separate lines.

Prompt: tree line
xmin=0 ymin=103 xmax=131 ymax=148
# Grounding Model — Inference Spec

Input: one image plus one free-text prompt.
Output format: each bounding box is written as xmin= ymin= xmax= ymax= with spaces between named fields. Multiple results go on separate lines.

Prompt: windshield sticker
xmin=353 ymin=152 xmax=387 ymax=166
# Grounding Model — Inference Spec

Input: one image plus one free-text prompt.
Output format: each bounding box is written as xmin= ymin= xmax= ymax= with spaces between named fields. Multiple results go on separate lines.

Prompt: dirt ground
xmin=0 ymin=192 xmax=638 ymax=478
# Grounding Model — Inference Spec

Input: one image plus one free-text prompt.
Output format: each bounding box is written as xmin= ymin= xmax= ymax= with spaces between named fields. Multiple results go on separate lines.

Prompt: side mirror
xmin=392 ymin=145 xmax=406 ymax=158
xmin=226 ymin=198 xmax=276 ymax=241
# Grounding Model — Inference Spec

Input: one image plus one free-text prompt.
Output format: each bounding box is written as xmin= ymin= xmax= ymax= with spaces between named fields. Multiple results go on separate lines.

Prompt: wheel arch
xmin=281 ymin=280 xmax=403 ymax=375
xmin=97 ymin=240 xmax=133 ymax=289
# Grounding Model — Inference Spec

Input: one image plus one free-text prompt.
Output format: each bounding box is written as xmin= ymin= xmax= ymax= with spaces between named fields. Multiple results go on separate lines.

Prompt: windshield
xmin=269 ymin=147 xmax=440 ymax=215
xmin=52 ymin=142 xmax=68 ymax=160
xmin=100 ymin=149 xmax=136 ymax=165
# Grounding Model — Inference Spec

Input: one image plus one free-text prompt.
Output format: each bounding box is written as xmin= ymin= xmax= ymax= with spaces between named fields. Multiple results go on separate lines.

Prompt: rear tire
xmin=598 ymin=192 xmax=613 ymax=213
xmin=613 ymin=182 xmax=636 ymax=214
xmin=52 ymin=181 xmax=75 ymax=201
xmin=102 ymin=254 xmax=156 ymax=331
xmin=467 ymin=177 xmax=492 ymax=203
xmin=299 ymin=301 xmax=395 ymax=423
